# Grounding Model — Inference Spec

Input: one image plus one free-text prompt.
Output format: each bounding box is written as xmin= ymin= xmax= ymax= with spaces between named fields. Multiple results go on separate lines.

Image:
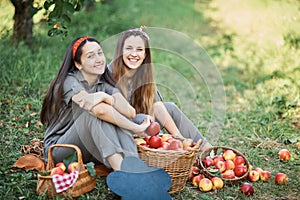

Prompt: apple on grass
xmin=260 ymin=170 xmax=271 ymax=182
xmin=240 ymin=182 xmax=254 ymax=195
xmin=253 ymin=167 xmax=263 ymax=176
xmin=198 ymin=178 xmax=213 ymax=192
xmin=222 ymin=149 xmax=236 ymax=161
xmin=189 ymin=166 xmax=200 ymax=180
xmin=215 ymin=160 xmax=226 ymax=173
xmin=192 ymin=174 xmax=205 ymax=187
xmin=211 ymin=177 xmax=224 ymax=190
xmin=145 ymin=121 xmax=160 ymax=136
xmin=248 ymin=170 xmax=260 ymax=182
xmin=50 ymin=166 xmax=65 ymax=176
xmin=274 ymin=173 xmax=288 ymax=185
xmin=278 ymin=149 xmax=291 ymax=161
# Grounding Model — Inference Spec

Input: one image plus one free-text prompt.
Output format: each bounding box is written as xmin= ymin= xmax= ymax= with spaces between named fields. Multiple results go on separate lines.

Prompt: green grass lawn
xmin=0 ymin=0 xmax=299 ymax=199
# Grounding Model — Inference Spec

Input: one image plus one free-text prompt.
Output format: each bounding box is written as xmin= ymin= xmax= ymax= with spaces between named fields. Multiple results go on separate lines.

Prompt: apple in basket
xmin=168 ymin=139 xmax=183 ymax=151
xmin=182 ymin=138 xmax=194 ymax=150
xmin=149 ymin=135 xmax=163 ymax=149
xmin=67 ymin=162 xmax=80 ymax=173
xmin=234 ymin=165 xmax=247 ymax=177
xmin=50 ymin=166 xmax=65 ymax=176
xmin=56 ymin=162 xmax=66 ymax=172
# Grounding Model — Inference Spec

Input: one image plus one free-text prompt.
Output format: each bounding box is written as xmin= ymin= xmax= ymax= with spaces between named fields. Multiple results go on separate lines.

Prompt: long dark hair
xmin=40 ymin=37 xmax=113 ymax=125
xmin=112 ymin=29 xmax=155 ymax=115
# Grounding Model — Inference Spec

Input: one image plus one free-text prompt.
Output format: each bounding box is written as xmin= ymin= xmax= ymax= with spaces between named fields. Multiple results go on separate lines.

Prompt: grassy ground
xmin=0 ymin=0 xmax=299 ymax=199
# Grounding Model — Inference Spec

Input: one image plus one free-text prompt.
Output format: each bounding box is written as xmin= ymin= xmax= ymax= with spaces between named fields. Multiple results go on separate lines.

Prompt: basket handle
xmin=46 ymin=144 xmax=84 ymax=171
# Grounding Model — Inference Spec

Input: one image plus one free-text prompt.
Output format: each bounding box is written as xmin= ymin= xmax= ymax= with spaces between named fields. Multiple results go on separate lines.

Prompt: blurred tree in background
xmin=10 ymin=0 xmax=98 ymax=45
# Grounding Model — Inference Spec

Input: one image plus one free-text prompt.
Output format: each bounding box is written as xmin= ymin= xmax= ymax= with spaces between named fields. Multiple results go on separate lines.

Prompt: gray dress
xmin=43 ymin=70 xmax=138 ymax=168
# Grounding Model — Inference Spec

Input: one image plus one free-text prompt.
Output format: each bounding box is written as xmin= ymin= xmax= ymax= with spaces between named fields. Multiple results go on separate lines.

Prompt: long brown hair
xmin=112 ymin=29 xmax=155 ymax=115
xmin=40 ymin=37 xmax=113 ymax=125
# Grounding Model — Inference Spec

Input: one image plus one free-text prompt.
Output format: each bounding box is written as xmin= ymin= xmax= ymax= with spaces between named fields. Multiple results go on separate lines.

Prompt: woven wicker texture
xmin=138 ymin=139 xmax=202 ymax=194
xmin=36 ymin=144 xmax=96 ymax=198
xmin=199 ymin=146 xmax=250 ymax=183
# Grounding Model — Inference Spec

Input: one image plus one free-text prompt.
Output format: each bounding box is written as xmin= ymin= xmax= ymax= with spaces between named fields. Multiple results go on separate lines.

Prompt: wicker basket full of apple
xmin=198 ymin=146 xmax=251 ymax=184
xmin=135 ymin=122 xmax=202 ymax=194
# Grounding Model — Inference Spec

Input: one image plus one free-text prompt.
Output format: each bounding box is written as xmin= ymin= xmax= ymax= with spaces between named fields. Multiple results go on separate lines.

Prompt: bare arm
xmin=72 ymin=90 xmax=114 ymax=111
xmin=91 ymin=102 xmax=150 ymax=135
xmin=112 ymin=92 xmax=136 ymax=119
xmin=72 ymin=91 xmax=136 ymax=119
xmin=153 ymin=101 xmax=184 ymax=139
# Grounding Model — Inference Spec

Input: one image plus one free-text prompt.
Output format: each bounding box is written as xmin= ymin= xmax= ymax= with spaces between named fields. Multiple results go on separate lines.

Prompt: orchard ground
xmin=0 ymin=0 xmax=299 ymax=199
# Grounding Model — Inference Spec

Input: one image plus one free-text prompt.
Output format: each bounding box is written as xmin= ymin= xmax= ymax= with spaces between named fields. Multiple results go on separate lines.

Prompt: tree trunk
xmin=10 ymin=0 xmax=33 ymax=45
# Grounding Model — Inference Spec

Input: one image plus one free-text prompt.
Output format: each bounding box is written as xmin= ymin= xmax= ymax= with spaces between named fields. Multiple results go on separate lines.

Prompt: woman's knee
xmin=164 ymin=102 xmax=180 ymax=114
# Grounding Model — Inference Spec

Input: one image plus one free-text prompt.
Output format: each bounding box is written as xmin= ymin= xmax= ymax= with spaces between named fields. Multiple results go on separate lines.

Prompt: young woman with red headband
xmin=40 ymin=36 xmax=150 ymax=170
xmin=110 ymin=28 xmax=212 ymax=152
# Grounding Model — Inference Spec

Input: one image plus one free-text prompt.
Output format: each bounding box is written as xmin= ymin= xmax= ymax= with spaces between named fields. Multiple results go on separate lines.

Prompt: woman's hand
xmin=173 ymin=133 xmax=185 ymax=140
xmin=72 ymin=91 xmax=114 ymax=111
xmin=132 ymin=115 xmax=151 ymax=136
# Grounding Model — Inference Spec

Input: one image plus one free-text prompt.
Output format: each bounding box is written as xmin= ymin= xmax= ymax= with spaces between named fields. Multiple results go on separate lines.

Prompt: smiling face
xmin=122 ymin=36 xmax=146 ymax=71
xmin=75 ymin=41 xmax=106 ymax=85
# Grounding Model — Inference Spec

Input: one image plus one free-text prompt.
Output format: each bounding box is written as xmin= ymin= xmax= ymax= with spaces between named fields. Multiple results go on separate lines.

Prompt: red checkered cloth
xmin=52 ymin=170 xmax=79 ymax=193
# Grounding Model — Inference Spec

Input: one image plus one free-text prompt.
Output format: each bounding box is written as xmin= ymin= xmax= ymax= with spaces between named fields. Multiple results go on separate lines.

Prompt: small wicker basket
xmin=36 ymin=144 xmax=96 ymax=198
xmin=199 ymin=146 xmax=250 ymax=183
xmin=138 ymin=139 xmax=202 ymax=194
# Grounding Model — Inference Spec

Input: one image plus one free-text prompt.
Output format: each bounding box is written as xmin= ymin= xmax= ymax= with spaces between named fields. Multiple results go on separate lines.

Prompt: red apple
xmin=234 ymin=165 xmax=247 ymax=177
xmin=248 ymin=170 xmax=260 ymax=182
xmin=162 ymin=141 xmax=170 ymax=150
xmin=189 ymin=166 xmax=200 ymax=180
xmin=67 ymin=162 xmax=80 ymax=173
xmin=56 ymin=162 xmax=66 ymax=172
xmin=260 ymin=170 xmax=271 ymax=182
xmin=202 ymin=157 xmax=214 ymax=168
xmin=223 ymin=149 xmax=236 ymax=161
xmin=211 ymin=176 xmax=224 ymax=189
xmin=213 ymin=155 xmax=225 ymax=165
xmin=234 ymin=156 xmax=245 ymax=166
xmin=182 ymin=138 xmax=194 ymax=150
xmin=215 ymin=160 xmax=226 ymax=173
xmin=253 ymin=167 xmax=263 ymax=177
xmin=199 ymin=178 xmax=213 ymax=192
xmin=146 ymin=121 xmax=160 ymax=136
xmin=225 ymin=160 xmax=235 ymax=170
xmin=240 ymin=182 xmax=254 ymax=195
xmin=143 ymin=135 xmax=151 ymax=144
xmin=168 ymin=139 xmax=183 ymax=151
xmin=161 ymin=134 xmax=172 ymax=142
xmin=192 ymin=174 xmax=205 ymax=187
xmin=50 ymin=166 xmax=65 ymax=176
xmin=274 ymin=173 xmax=288 ymax=185
xmin=278 ymin=149 xmax=291 ymax=161
xmin=222 ymin=170 xmax=235 ymax=179
xmin=149 ymin=135 xmax=163 ymax=148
